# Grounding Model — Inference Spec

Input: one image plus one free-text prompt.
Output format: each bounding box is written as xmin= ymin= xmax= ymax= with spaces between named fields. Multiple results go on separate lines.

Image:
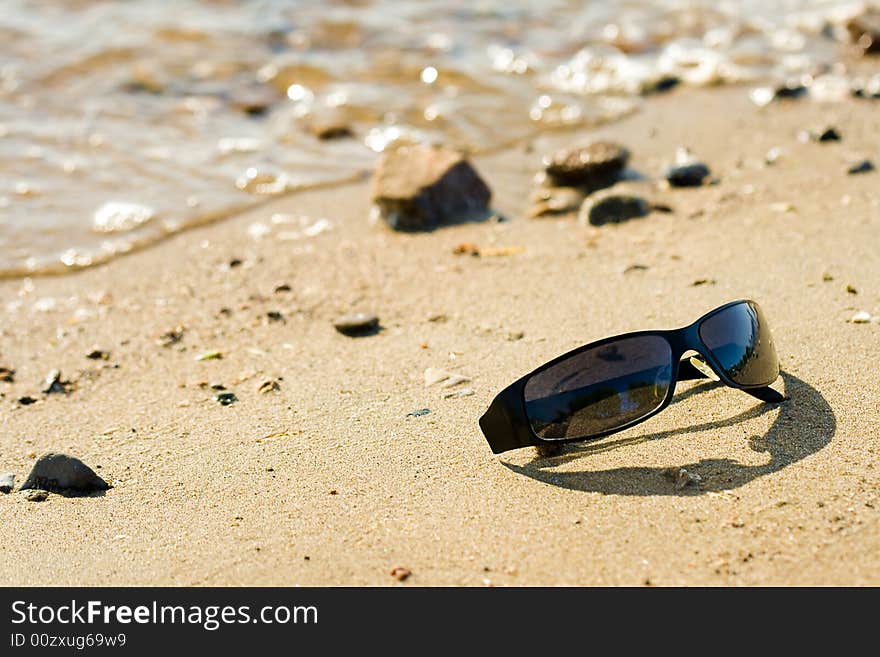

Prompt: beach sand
xmin=1 ymin=86 xmax=878 ymax=585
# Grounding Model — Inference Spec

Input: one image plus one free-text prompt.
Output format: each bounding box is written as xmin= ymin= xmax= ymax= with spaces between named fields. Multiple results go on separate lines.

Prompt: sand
xmin=1 ymin=86 xmax=878 ymax=586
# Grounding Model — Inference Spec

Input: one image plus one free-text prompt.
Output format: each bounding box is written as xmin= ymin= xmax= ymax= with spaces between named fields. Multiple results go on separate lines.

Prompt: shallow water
xmin=0 ymin=0 xmax=866 ymax=276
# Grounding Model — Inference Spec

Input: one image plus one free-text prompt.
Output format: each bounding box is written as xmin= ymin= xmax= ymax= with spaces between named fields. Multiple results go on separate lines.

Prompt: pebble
xmin=848 ymin=159 xmax=875 ymax=175
xmin=528 ymin=187 xmax=584 ymax=218
xmin=665 ymin=162 xmax=711 ymax=187
xmin=196 ymin=350 xmax=223 ymax=361
xmin=257 ymin=379 xmax=281 ymax=394
xmin=406 ymin=408 xmax=431 ymax=417
xmin=215 ymin=392 xmax=238 ymax=406
xmin=850 ymin=311 xmax=872 ymax=324
xmin=371 ymin=145 xmax=491 ymax=231
xmin=86 ymin=348 xmax=110 ymax=360
xmin=543 ymin=141 xmax=629 ymax=187
xmin=390 ymin=566 xmax=412 ymax=582
xmin=306 ymin=110 xmax=354 ymax=140
xmin=21 ymin=453 xmax=109 ymax=495
xmin=443 ymin=387 xmax=475 ymax=399
xmin=661 ymin=467 xmax=702 ymax=490
xmin=424 ymin=367 xmax=470 ymax=388
xmin=333 ymin=313 xmax=380 ymax=337
xmin=18 ymin=396 xmax=37 ymax=406
xmin=847 ymin=9 xmax=880 ymax=54
xmin=800 ymin=127 xmax=841 ymax=143
xmin=42 ymin=369 xmax=72 ymax=394
xmin=580 ymin=192 xmax=650 ymax=226
xmin=24 ymin=489 xmax=49 ymax=502
xmin=0 ymin=472 xmax=14 ymax=493
xmin=0 ymin=366 xmax=14 ymax=382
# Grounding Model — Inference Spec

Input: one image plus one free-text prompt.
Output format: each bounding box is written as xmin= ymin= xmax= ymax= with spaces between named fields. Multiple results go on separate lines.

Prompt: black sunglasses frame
xmin=479 ymin=299 xmax=785 ymax=454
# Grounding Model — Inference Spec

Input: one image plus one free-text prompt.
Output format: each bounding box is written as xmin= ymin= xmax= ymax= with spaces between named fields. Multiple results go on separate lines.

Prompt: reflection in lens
xmin=698 ymin=301 xmax=779 ymax=386
xmin=523 ymin=335 xmax=673 ymax=441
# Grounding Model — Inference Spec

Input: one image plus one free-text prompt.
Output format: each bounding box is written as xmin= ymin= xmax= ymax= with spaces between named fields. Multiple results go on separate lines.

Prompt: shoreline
xmin=1 ymin=85 xmax=878 ymax=585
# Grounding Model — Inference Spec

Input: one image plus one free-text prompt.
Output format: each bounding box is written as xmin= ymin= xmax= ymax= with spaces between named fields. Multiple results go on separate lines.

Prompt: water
xmin=0 ymin=0 xmax=867 ymax=276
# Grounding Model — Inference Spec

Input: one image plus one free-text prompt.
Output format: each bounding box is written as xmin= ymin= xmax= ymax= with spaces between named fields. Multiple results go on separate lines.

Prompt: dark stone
xmin=20 ymin=453 xmax=109 ymax=495
xmin=215 ymin=392 xmax=238 ymax=406
xmin=848 ymin=159 xmax=875 ymax=174
xmin=371 ymin=145 xmax=491 ymax=231
xmin=543 ymin=141 xmax=630 ymax=187
xmin=406 ymin=408 xmax=431 ymax=418
xmin=86 ymin=349 xmax=109 ymax=360
xmin=666 ymin=162 xmax=711 ymax=187
xmin=333 ymin=313 xmax=380 ymax=337
xmin=0 ymin=366 xmax=14 ymax=382
xmin=266 ymin=311 xmax=285 ymax=322
xmin=18 ymin=396 xmax=37 ymax=406
xmin=847 ymin=10 xmax=880 ymax=54
xmin=815 ymin=127 xmax=841 ymax=142
xmin=774 ymin=83 xmax=807 ymax=99
xmin=0 ymin=472 xmax=14 ymax=493
xmin=583 ymin=194 xmax=650 ymax=226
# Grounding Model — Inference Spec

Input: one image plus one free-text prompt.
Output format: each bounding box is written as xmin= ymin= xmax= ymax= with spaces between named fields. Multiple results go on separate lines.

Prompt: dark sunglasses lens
xmin=698 ymin=301 xmax=779 ymax=386
xmin=523 ymin=335 xmax=673 ymax=441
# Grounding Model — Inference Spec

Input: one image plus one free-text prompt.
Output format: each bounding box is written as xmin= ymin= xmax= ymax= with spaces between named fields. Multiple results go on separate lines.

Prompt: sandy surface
xmin=1 ymin=86 xmax=878 ymax=586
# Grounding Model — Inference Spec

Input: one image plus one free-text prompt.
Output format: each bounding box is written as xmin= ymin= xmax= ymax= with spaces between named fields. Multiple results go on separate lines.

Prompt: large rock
xmin=543 ymin=141 xmax=629 ymax=187
xmin=371 ymin=145 xmax=491 ymax=231
xmin=20 ymin=453 xmax=109 ymax=495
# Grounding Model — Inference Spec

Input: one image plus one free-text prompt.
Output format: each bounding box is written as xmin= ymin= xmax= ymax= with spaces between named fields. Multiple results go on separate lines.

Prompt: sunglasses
xmin=479 ymin=300 xmax=784 ymax=454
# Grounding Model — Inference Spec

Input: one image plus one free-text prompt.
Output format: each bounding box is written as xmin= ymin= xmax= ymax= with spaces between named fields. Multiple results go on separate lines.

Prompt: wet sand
xmin=1 ymin=86 xmax=878 ymax=585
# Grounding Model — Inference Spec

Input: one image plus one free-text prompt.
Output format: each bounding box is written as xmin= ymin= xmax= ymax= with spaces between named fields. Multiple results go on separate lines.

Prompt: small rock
xmin=306 ymin=111 xmax=354 ymax=140
xmin=800 ymin=127 xmax=841 ymax=143
xmin=20 ymin=452 xmax=109 ymax=495
xmin=406 ymin=408 xmax=431 ymax=417
xmin=528 ymin=187 xmax=585 ymax=218
xmin=18 ymin=396 xmax=37 ymax=406
xmin=580 ymin=192 xmax=650 ymax=226
xmin=42 ymin=369 xmax=72 ymax=394
xmin=424 ymin=367 xmax=470 ymax=388
xmin=850 ymin=311 xmax=872 ymax=323
xmin=666 ymin=162 xmax=711 ymax=187
xmin=157 ymin=326 xmax=184 ymax=347
xmin=86 ymin=348 xmax=110 ymax=360
xmin=848 ymin=159 xmax=875 ymax=175
xmin=443 ymin=387 xmax=475 ymax=399
xmin=274 ymin=283 xmax=292 ymax=293
xmin=196 ymin=350 xmax=223 ymax=361
xmin=266 ymin=310 xmax=285 ymax=322
xmin=691 ymin=278 xmax=716 ymax=287
xmin=215 ymin=392 xmax=238 ymax=406
xmin=333 ymin=313 xmax=380 ymax=337
xmin=543 ymin=141 xmax=630 ymax=187
xmin=0 ymin=472 xmax=14 ymax=493
xmin=390 ymin=566 xmax=412 ymax=582
xmin=846 ymin=284 xmax=858 ymax=295
xmin=661 ymin=467 xmax=702 ymax=490
xmin=257 ymin=379 xmax=281 ymax=394
xmin=749 ymin=82 xmax=807 ymax=107
xmin=0 ymin=366 xmax=14 ymax=382
xmin=847 ymin=10 xmax=880 ymax=54
xmin=24 ymin=489 xmax=49 ymax=502
xmin=371 ymin=145 xmax=491 ymax=231
xmin=229 ymin=84 xmax=276 ymax=116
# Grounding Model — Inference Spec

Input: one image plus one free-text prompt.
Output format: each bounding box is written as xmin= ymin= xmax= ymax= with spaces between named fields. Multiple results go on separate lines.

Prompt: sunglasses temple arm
xmin=677 ymin=358 xmax=786 ymax=403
